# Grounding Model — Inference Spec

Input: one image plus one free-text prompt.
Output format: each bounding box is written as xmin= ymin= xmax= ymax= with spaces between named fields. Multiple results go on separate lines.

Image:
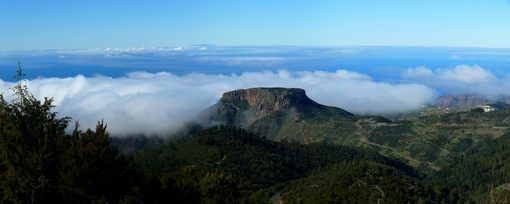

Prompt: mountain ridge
xmin=435 ymin=94 xmax=510 ymax=109
xmin=205 ymin=87 xmax=373 ymax=143
xmin=218 ymin=87 xmax=354 ymax=123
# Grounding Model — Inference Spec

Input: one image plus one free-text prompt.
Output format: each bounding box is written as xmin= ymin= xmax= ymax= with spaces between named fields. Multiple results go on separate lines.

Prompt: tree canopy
xmin=0 ymin=64 xmax=141 ymax=203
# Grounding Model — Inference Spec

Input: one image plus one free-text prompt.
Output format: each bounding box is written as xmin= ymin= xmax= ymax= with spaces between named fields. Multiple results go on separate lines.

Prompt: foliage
xmin=425 ymin=133 xmax=510 ymax=203
xmin=0 ymin=64 xmax=69 ymax=202
xmin=250 ymin=161 xmax=433 ymax=204
xmin=5 ymin=65 xmax=510 ymax=203
xmin=0 ymin=64 xmax=142 ymax=203
xmin=135 ymin=125 xmax=431 ymax=203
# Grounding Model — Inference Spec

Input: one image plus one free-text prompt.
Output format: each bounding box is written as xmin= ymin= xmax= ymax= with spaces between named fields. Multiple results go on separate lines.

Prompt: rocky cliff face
xmin=198 ymin=87 xmax=395 ymax=145
xmin=203 ymin=87 xmax=360 ymax=143
xmin=220 ymin=88 xmax=320 ymax=122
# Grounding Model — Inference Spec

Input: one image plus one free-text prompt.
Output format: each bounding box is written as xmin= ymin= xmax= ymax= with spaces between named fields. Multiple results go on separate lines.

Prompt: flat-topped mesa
xmin=206 ymin=87 xmax=360 ymax=142
xmin=221 ymin=87 xmax=318 ymax=112
xmin=219 ymin=88 xmax=323 ymax=123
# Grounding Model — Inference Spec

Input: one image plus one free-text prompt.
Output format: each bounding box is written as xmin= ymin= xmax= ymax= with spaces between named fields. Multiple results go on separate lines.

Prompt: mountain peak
xmin=205 ymin=87 xmax=356 ymax=142
xmin=218 ymin=88 xmax=321 ymax=125
xmin=220 ymin=87 xmax=317 ymax=111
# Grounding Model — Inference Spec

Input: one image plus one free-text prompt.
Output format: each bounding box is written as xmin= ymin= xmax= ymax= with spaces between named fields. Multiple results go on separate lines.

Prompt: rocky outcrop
xmin=220 ymin=88 xmax=319 ymax=121
xmin=203 ymin=87 xmax=384 ymax=144
xmin=206 ymin=87 xmax=354 ymax=130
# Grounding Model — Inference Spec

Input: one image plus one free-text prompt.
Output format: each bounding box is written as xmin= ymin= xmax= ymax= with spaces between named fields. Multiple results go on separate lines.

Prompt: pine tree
xmin=0 ymin=63 xmax=141 ymax=203
xmin=58 ymin=121 xmax=134 ymax=202
xmin=0 ymin=62 xmax=70 ymax=202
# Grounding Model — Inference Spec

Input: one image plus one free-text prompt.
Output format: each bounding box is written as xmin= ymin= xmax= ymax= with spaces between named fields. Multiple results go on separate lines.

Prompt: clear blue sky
xmin=1 ymin=0 xmax=510 ymax=51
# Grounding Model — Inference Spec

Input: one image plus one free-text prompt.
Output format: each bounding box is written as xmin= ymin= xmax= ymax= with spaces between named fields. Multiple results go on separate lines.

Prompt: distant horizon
xmin=4 ymin=44 xmax=510 ymax=53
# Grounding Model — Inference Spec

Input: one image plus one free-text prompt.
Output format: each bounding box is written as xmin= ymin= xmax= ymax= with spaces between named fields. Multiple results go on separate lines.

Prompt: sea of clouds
xmin=1 ymin=63 xmax=509 ymax=136
xmin=2 ymin=44 xmax=509 ymax=137
xmin=403 ymin=64 xmax=510 ymax=96
xmin=0 ymin=69 xmax=437 ymax=136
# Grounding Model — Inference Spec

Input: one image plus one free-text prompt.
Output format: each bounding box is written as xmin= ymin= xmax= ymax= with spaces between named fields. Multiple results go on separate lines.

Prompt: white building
xmin=480 ymin=105 xmax=495 ymax=112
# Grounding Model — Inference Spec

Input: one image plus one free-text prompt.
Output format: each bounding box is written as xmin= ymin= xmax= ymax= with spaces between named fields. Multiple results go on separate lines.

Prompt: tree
xmin=0 ymin=62 xmax=69 ymax=202
xmin=0 ymin=63 xmax=140 ymax=203
xmin=58 ymin=121 xmax=137 ymax=203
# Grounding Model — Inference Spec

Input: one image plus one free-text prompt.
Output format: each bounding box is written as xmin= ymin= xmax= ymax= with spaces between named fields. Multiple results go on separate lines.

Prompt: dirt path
xmin=355 ymin=120 xmax=441 ymax=171
xmin=360 ymin=138 xmax=441 ymax=171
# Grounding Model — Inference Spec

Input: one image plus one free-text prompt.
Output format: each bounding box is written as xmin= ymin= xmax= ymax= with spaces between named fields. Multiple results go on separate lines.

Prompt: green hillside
xmin=4 ymin=78 xmax=510 ymax=203
xmin=0 ymin=78 xmax=435 ymax=203
xmin=206 ymin=88 xmax=510 ymax=175
xmin=135 ymin=126 xmax=433 ymax=203
xmin=363 ymin=107 xmax=510 ymax=173
xmin=426 ymin=133 xmax=510 ymax=203
xmin=251 ymin=161 xmax=432 ymax=203
xmin=207 ymin=87 xmax=389 ymax=144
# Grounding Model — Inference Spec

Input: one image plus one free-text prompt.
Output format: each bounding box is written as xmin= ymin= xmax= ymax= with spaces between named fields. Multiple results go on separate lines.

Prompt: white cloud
xmin=400 ymin=65 xmax=510 ymax=99
xmin=0 ymin=70 xmax=436 ymax=136
xmin=197 ymin=56 xmax=285 ymax=66
xmin=173 ymin=47 xmax=184 ymax=51
xmin=439 ymin=65 xmax=496 ymax=83
xmin=296 ymin=70 xmax=371 ymax=81
xmin=403 ymin=66 xmax=434 ymax=78
xmin=404 ymin=65 xmax=497 ymax=84
xmin=449 ymin=55 xmax=463 ymax=60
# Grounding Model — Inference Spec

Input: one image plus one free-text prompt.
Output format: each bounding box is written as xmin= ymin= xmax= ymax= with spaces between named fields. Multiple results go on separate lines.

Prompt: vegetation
xmin=208 ymin=88 xmax=508 ymax=173
xmin=0 ymin=64 xmax=143 ymax=203
xmin=365 ymin=107 xmax=510 ymax=172
xmin=251 ymin=161 xmax=431 ymax=203
xmin=135 ymin=125 xmax=433 ymax=203
xmin=0 ymin=66 xmax=433 ymax=203
xmin=426 ymin=133 xmax=510 ymax=203
xmin=201 ymin=87 xmax=510 ymax=202
xmin=4 ymin=66 xmax=510 ymax=203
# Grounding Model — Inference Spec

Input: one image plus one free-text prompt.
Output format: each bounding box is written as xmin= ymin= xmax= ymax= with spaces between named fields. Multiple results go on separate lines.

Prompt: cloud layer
xmin=0 ymin=70 xmax=436 ymax=136
xmin=404 ymin=64 xmax=496 ymax=83
xmin=439 ymin=65 xmax=495 ymax=83
xmin=404 ymin=66 xmax=434 ymax=78
xmin=402 ymin=64 xmax=510 ymax=99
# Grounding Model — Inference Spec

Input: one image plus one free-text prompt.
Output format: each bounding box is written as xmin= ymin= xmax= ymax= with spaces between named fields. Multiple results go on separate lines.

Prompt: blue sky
xmin=2 ymin=0 xmax=510 ymax=51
